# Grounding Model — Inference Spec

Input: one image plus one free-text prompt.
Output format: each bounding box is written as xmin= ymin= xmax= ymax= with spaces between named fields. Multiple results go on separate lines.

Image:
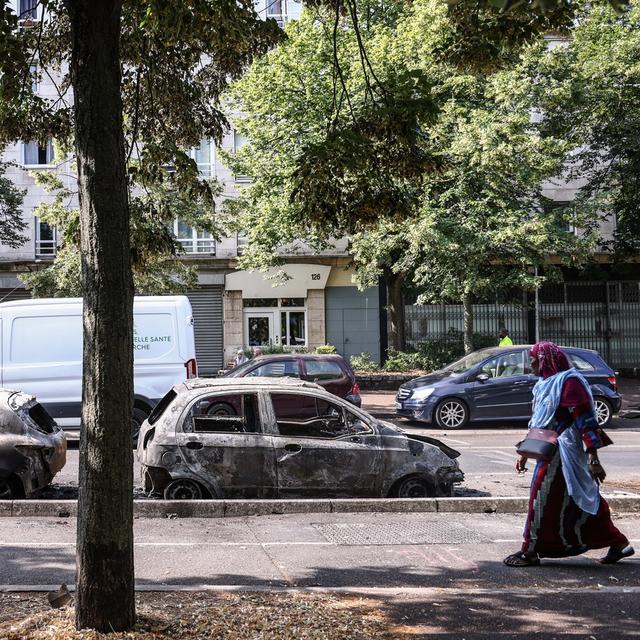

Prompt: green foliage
xmin=350 ymin=352 xmax=380 ymax=371
xmin=0 ymin=161 xmax=27 ymax=248
xmin=382 ymin=349 xmax=425 ymax=372
xmin=529 ymin=0 xmax=640 ymax=256
xmin=1 ymin=0 xmax=283 ymax=296
xmin=227 ymin=0 xmax=595 ymax=330
xmin=315 ymin=344 xmax=337 ymax=354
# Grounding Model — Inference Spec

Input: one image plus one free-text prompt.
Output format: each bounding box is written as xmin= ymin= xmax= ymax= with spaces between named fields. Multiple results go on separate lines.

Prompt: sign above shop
xmin=225 ymin=264 xmax=331 ymax=298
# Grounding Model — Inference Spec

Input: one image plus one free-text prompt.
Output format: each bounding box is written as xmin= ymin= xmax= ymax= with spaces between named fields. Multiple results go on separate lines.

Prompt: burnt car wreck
xmin=137 ymin=378 xmax=463 ymax=500
xmin=0 ymin=390 xmax=67 ymax=499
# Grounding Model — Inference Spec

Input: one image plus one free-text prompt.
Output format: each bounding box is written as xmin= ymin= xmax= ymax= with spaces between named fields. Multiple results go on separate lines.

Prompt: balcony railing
xmin=35 ymin=239 xmax=57 ymax=259
xmin=177 ymin=238 xmax=216 ymax=255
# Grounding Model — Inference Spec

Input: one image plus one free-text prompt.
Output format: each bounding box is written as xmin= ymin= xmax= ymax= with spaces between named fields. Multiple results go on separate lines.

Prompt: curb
xmin=2 ymin=495 xmax=640 ymax=518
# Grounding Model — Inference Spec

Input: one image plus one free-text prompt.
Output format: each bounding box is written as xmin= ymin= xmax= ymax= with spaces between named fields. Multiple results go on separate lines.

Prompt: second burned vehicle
xmin=137 ymin=378 xmax=463 ymax=499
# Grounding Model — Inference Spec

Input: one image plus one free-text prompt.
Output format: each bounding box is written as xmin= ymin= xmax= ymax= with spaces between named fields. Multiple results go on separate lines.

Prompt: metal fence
xmin=405 ymin=281 xmax=640 ymax=369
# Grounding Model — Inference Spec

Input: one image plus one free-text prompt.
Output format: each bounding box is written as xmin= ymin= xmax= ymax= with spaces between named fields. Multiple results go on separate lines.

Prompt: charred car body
xmin=0 ymin=390 xmax=67 ymax=499
xmin=137 ymin=378 xmax=463 ymax=500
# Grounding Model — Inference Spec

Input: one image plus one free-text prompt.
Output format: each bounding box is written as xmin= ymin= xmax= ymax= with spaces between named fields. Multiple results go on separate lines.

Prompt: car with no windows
xmin=0 ymin=389 xmax=67 ymax=499
xmin=137 ymin=378 xmax=463 ymax=500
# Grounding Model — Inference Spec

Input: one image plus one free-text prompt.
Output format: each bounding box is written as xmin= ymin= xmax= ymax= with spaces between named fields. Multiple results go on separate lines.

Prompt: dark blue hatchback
xmin=395 ymin=346 xmax=621 ymax=429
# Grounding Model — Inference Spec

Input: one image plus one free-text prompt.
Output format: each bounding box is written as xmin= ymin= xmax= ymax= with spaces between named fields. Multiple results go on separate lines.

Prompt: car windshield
xmin=222 ymin=359 xmax=257 ymax=377
xmin=441 ymin=348 xmax=504 ymax=374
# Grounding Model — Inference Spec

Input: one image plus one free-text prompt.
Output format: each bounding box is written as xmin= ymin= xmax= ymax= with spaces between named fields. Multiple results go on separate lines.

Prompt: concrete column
xmin=306 ymin=289 xmax=325 ymax=352
xmin=223 ymin=289 xmax=243 ymax=365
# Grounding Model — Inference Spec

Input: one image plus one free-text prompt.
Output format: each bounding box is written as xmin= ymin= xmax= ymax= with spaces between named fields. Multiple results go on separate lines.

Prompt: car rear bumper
xmin=346 ymin=394 xmax=362 ymax=408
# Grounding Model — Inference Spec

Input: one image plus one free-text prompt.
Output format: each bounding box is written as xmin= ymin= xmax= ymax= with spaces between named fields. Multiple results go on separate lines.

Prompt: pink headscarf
xmin=530 ymin=341 xmax=571 ymax=379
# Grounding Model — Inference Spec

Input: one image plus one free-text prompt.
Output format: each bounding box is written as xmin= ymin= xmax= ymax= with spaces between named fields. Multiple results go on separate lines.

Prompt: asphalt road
xmin=1 ymin=511 xmax=639 ymax=638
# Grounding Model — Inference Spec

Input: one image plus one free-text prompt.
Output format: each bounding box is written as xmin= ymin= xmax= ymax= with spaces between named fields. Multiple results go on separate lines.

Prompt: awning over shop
xmin=225 ymin=264 xmax=331 ymax=298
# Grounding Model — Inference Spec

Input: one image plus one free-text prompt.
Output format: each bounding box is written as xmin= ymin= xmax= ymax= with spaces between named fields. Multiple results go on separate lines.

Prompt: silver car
xmin=0 ymin=389 xmax=67 ymax=499
xmin=137 ymin=378 xmax=463 ymax=499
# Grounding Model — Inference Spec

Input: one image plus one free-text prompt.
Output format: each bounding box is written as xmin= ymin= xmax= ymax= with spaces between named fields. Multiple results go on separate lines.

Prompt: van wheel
xmin=131 ymin=407 xmax=148 ymax=446
xmin=164 ymin=479 xmax=203 ymax=500
xmin=206 ymin=402 xmax=236 ymax=417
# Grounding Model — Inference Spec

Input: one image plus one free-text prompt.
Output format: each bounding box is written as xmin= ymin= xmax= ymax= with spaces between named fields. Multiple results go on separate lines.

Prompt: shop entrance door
xmin=245 ymin=312 xmax=277 ymax=347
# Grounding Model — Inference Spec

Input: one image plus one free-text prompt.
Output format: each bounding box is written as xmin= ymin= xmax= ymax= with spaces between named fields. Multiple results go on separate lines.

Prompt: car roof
xmin=246 ymin=353 xmax=345 ymax=362
xmin=182 ymin=376 xmax=326 ymax=393
xmin=480 ymin=345 xmax=599 ymax=354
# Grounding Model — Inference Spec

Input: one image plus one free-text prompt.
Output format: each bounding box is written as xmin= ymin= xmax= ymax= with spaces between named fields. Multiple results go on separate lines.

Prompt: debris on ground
xmin=0 ymin=591 xmax=389 ymax=639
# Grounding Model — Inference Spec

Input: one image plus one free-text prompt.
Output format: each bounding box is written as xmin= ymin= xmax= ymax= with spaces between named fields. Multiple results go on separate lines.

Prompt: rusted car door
xmin=175 ymin=391 xmax=276 ymax=498
xmin=268 ymin=392 xmax=381 ymax=497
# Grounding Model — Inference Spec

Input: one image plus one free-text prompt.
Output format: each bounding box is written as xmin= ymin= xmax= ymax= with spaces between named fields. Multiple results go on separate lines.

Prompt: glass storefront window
xmin=280 ymin=298 xmax=305 ymax=307
xmin=281 ymin=310 xmax=306 ymax=346
xmin=243 ymin=298 xmax=278 ymax=308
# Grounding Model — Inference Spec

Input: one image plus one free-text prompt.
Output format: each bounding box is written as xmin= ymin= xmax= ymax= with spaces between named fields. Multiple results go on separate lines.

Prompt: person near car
xmin=234 ymin=349 xmax=248 ymax=367
xmin=252 ymin=346 xmax=263 ymax=358
xmin=498 ymin=328 xmax=513 ymax=346
xmin=504 ymin=341 xmax=634 ymax=567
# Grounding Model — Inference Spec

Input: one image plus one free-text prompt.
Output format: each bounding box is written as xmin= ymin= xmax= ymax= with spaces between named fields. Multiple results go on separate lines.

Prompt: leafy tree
xmin=0 ymin=0 xmax=279 ymax=631
xmin=0 ymin=160 xmax=27 ymax=247
xmin=226 ymin=0 xmax=594 ymax=354
xmin=531 ymin=0 xmax=640 ymax=257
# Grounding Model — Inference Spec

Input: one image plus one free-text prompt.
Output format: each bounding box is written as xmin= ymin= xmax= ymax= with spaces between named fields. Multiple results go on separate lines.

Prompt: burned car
xmin=137 ymin=378 xmax=463 ymax=499
xmin=0 ymin=389 xmax=67 ymax=499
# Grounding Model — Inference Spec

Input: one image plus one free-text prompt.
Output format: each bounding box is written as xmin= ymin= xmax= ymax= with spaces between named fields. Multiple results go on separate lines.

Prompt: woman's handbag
xmin=516 ymin=428 xmax=558 ymax=462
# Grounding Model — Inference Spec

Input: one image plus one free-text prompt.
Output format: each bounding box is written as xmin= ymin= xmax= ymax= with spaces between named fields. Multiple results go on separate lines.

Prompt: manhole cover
xmin=312 ymin=521 xmax=488 ymax=545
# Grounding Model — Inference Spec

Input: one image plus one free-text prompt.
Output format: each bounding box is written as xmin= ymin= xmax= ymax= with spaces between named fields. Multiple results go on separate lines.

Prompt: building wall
xmin=223 ymin=290 xmax=243 ymax=365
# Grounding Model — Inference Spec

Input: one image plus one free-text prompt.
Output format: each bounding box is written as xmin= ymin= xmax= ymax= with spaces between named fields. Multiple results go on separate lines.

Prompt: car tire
xmin=594 ymin=397 xmax=613 ymax=428
xmin=0 ymin=476 xmax=23 ymax=500
xmin=394 ymin=476 xmax=434 ymax=499
xmin=206 ymin=402 xmax=236 ymax=417
xmin=164 ymin=479 xmax=204 ymax=500
xmin=131 ymin=406 xmax=149 ymax=446
xmin=434 ymin=398 xmax=469 ymax=429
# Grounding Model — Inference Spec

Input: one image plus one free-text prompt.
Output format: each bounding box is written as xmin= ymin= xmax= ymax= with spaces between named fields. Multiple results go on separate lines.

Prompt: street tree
xmin=0 ymin=0 xmax=279 ymax=631
xmin=226 ymin=0 xmax=594 ymax=354
xmin=0 ymin=160 xmax=27 ymax=248
xmin=531 ymin=0 xmax=640 ymax=256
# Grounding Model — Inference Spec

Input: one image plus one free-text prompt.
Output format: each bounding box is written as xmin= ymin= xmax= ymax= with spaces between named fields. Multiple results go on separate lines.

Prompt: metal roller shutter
xmin=186 ymin=286 xmax=224 ymax=376
xmin=0 ymin=288 xmax=32 ymax=303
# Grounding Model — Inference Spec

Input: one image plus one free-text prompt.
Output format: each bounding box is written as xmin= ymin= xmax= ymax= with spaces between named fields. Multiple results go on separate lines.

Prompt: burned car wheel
xmin=131 ymin=407 xmax=148 ymax=445
xmin=395 ymin=476 xmax=433 ymax=498
xmin=164 ymin=479 xmax=204 ymax=500
xmin=0 ymin=476 xmax=22 ymax=500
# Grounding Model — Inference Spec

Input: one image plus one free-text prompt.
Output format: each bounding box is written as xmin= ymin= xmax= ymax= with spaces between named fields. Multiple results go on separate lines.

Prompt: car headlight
xmin=411 ymin=387 xmax=435 ymax=401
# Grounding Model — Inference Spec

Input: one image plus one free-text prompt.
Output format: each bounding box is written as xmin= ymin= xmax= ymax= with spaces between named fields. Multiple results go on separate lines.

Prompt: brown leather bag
xmin=516 ymin=428 xmax=558 ymax=462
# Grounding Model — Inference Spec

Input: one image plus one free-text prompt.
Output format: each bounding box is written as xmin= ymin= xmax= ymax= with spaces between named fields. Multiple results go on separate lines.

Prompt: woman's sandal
xmin=503 ymin=551 xmax=541 ymax=567
xmin=599 ymin=545 xmax=635 ymax=564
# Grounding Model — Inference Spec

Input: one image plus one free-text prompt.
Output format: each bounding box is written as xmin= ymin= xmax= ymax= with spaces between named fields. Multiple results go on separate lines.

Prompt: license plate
xmin=395 ymin=402 xmax=402 ymax=410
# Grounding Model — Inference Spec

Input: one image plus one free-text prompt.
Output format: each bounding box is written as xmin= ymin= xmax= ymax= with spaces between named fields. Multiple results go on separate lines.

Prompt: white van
xmin=0 ymin=296 xmax=197 ymax=438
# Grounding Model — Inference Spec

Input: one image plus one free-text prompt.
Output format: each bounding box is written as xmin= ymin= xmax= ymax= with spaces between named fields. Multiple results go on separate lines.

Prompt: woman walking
xmin=504 ymin=341 xmax=634 ymax=567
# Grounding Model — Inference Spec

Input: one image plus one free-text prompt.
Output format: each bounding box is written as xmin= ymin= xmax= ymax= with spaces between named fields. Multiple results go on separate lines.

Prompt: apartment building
xmin=0 ymin=0 xmax=382 ymax=374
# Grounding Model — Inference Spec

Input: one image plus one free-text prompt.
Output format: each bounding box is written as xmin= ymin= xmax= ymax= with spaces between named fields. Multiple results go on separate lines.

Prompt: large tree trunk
xmin=463 ymin=292 xmax=474 ymax=355
xmin=67 ymin=0 xmax=135 ymax=632
xmin=386 ymin=269 xmax=405 ymax=352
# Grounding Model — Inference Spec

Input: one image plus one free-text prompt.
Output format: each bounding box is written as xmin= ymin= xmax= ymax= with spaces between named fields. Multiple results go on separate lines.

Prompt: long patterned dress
xmin=522 ymin=378 xmax=628 ymax=557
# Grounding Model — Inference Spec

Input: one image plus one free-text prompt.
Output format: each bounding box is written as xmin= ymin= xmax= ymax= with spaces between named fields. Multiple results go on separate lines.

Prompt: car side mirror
xmin=476 ymin=373 xmax=489 ymax=382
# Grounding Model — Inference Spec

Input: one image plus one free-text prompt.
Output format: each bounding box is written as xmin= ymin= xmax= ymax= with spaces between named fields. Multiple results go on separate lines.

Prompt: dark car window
xmin=183 ymin=393 xmax=260 ymax=434
xmin=568 ymin=353 xmax=595 ymax=371
xmin=443 ymin=348 xmax=502 ymax=374
xmin=304 ymin=360 xmax=344 ymax=381
xmin=244 ymin=360 xmax=300 ymax=378
xmin=480 ymin=352 xmax=524 ymax=378
xmin=271 ymin=393 xmax=368 ymax=438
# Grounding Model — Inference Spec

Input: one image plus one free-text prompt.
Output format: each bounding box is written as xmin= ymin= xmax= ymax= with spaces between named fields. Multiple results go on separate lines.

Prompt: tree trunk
xmin=386 ymin=269 xmax=405 ymax=352
xmin=463 ymin=292 xmax=474 ymax=354
xmin=67 ymin=0 xmax=135 ymax=631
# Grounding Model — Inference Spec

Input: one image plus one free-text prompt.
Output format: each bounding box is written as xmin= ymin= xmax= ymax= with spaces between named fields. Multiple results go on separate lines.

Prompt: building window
xmin=266 ymin=0 xmax=286 ymax=27
xmin=237 ymin=233 xmax=247 ymax=255
xmin=233 ymin=131 xmax=251 ymax=183
xmin=243 ymin=297 xmax=307 ymax=348
xmin=174 ymin=219 xmax=215 ymax=254
xmin=191 ymin=138 xmax=215 ymax=178
xmin=19 ymin=0 xmax=38 ymax=20
xmin=543 ymin=200 xmax=576 ymax=234
xmin=23 ymin=139 xmax=54 ymax=167
xmin=35 ymin=220 xmax=57 ymax=258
